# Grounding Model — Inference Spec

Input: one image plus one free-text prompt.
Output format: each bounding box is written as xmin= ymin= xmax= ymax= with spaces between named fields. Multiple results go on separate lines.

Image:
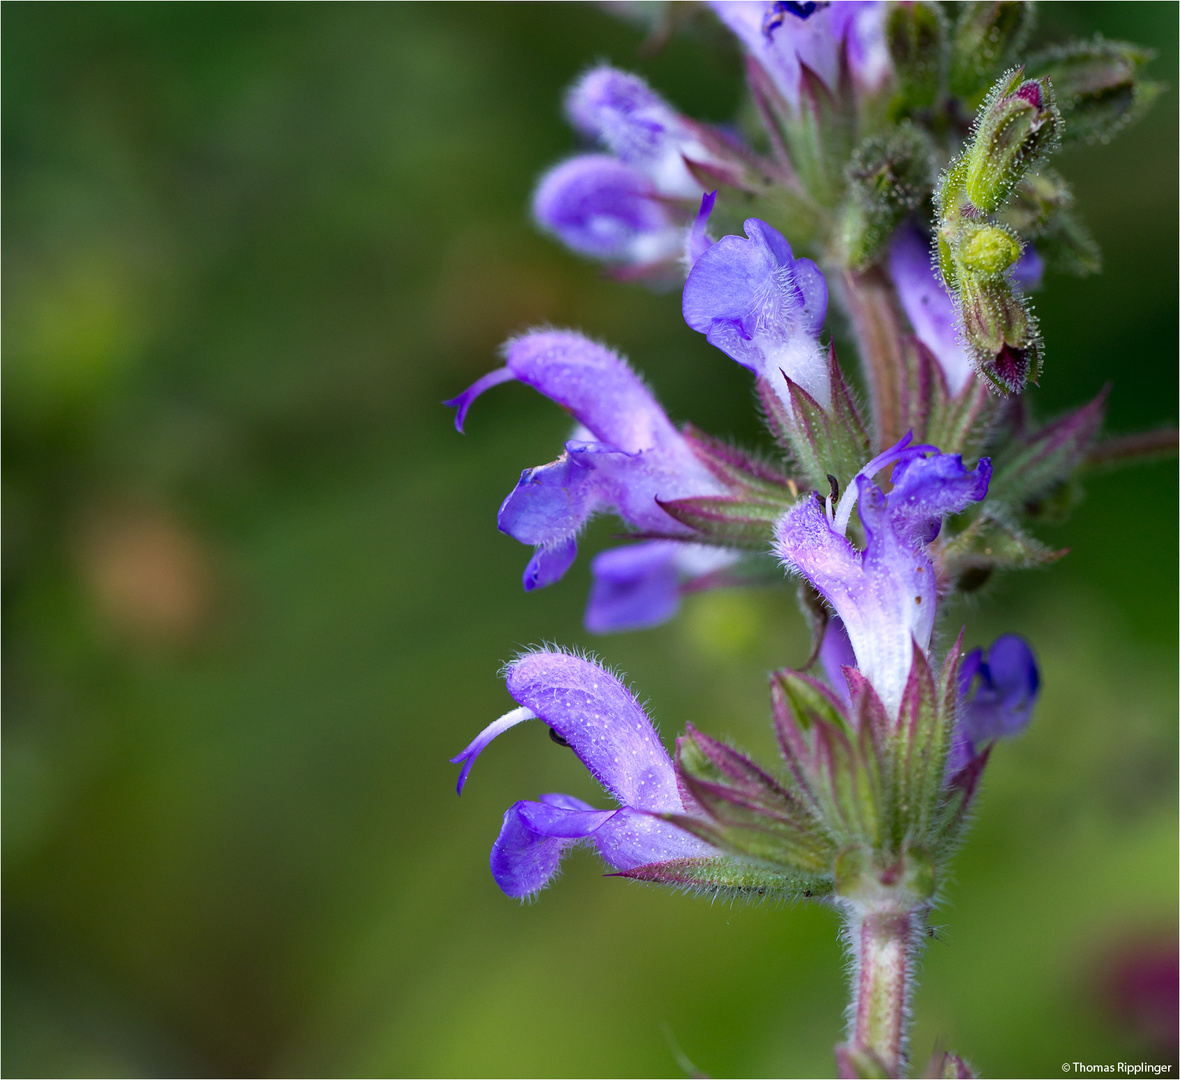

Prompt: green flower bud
xmin=886 ymin=0 xmax=948 ymax=114
xmin=1028 ymin=36 xmax=1163 ymax=146
xmin=959 ymin=274 xmax=1042 ymax=392
xmin=840 ymin=123 xmax=936 ymax=269
xmin=958 ymin=224 xmax=1022 ymax=277
xmin=948 ymin=0 xmax=1036 ymax=105
xmin=965 ymin=70 xmax=1060 ymax=213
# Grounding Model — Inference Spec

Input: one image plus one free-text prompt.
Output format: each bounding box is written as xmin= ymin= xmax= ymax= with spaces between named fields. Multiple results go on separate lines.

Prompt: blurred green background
xmin=3 ymin=4 xmax=1176 ymax=1077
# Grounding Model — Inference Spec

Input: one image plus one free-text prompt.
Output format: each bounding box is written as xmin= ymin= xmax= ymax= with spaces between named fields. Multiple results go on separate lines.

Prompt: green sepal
xmin=680 ymin=423 xmax=799 ymax=497
xmin=678 ymin=725 xmax=815 ymax=830
xmin=773 ymin=667 xmax=884 ymax=848
xmin=835 ymin=1042 xmax=891 ymax=1079
xmin=939 ymin=513 xmax=1065 ymax=593
xmin=986 ymin=388 xmax=1107 ymax=510
xmin=963 ymin=69 xmax=1060 ymax=214
xmin=782 ymin=52 xmax=858 ymax=206
xmin=995 ymin=168 xmax=1073 ymax=236
xmin=958 ymin=223 xmax=1022 ymax=278
xmin=934 ymin=745 xmax=991 ymax=850
xmin=674 ymin=726 xmax=834 ymax=873
xmin=771 ymin=668 xmax=854 ymax=829
xmin=924 ymin=370 xmax=997 ymax=462
xmin=994 ymin=173 xmax=1102 ymax=276
xmin=614 ymin=855 xmax=832 ymax=901
xmin=780 ymin=344 xmax=871 ymax=491
xmin=1033 ymin=203 xmax=1102 ymax=277
xmin=656 ymin=494 xmax=787 ymax=550
xmin=956 ymin=272 xmax=1042 ymax=393
xmin=892 ymin=640 xmax=945 ymax=844
xmin=683 ymin=155 xmax=824 ymax=252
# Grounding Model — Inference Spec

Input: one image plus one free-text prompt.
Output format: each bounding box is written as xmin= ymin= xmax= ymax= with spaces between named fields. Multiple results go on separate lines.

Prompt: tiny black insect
xmin=548 ymin=728 xmax=572 ymax=748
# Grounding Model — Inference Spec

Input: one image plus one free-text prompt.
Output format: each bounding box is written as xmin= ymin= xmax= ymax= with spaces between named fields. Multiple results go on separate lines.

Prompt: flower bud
xmin=1028 ymin=37 xmax=1163 ymax=146
xmin=840 ymin=123 xmax=936 ymax=269
xmin=886 ymin=1 xmax=948 ymax=114
xmin=958 ymin=224 xmax=1021 ymax=278
xmin=964 ymin=70 xmax=1060 ymax=212
xmin=948 ymin=1 xmax=1036 ymax=104
xmin=958 ymin=275 xmax=1041 ymax=392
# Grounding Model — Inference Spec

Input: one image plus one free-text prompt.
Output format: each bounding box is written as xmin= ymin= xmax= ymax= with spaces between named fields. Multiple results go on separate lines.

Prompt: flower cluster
xmin=446 ymin=3 xmax=1162 ymax=1075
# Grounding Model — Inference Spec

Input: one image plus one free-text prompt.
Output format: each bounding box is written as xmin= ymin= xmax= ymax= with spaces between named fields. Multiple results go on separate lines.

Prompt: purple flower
xmin=446 ymin=330 xmax=726 ymax=589
xmin=534 ymin=67 xmax=713 ymax=272
xmin=585 ymin=540 xmax=740 ymax=634
xmin=774 ymin=434 xmax=991 ymax=716
xmin=566 ymin=66 xmax=709 ymax=199
xmin=711 ymin=1 xmax=889 ymax=113
xmin=889 ymin=224 xmax=975 ymax=396
xmin=533 ymin=155 xmax=683 ymax=264
xmin=451 ymin=650 xmax=716 ymax=897
xmin=947 ymin=634 xmax=1040 ymax=772
xmin=682 ymin=217 xmax=830 ymax=411
xmin=889 ymin=225 xmax=1044 ymax=396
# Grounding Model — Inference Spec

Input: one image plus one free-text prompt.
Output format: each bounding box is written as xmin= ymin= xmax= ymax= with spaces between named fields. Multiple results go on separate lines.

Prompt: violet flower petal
xmin=684 ymin=190 xmax=718 ymax=268
xmin=490 ymin=332 xmax=726 ymax=585
xmin=591 ymin=805 xmax=713 ymax=869
xmin=683 ymin=217 xmax=830 ymax=410
xmin=585 ymin=541 xmax=681 ymax=633
xmin=523 ymin=537 xmax=579 ymax=592
xmin=496 ymin=445 xmax=617 ymax=549
xmin=490 ymin=795 xmax=596 ymax=898
xmin=962 ymin=634 xmax=1040 ymax=741
xmin=451 ymin=705 xmax=536 ymax=794
xmin=443 ymin=366 xmax=516 ymax=433
xmin=505 ymin=650 xmax=682 ymax=811
xmin=1010 ymin=245 xmax=1044 ymax=291
xmin=503 ymin=331 xmax=679 ymax=454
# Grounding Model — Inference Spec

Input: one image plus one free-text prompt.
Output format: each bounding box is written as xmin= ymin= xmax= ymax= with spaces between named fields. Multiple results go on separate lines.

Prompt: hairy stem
xmin=838 ymin=904 xmax=924 ymax=1078
xmin=840 ymin=267 xmax=907 ymax=451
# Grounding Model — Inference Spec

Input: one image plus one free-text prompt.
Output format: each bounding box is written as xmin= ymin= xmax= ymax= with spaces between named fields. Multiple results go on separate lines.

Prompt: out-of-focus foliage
xmin=3 ymin=4 xmax=1176 ymax=1077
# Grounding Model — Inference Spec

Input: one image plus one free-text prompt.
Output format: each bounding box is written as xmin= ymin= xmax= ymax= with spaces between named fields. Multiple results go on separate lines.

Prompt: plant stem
xmin=840 ymin=267 xmax=907 ymax=451
xmin=839 ymin=903 xmax=923 ymax=1078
